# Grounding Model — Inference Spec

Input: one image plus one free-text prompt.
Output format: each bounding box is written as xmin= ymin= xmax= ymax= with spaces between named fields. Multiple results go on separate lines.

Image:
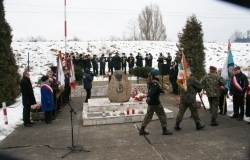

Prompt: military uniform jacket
xmin=145 ymin=57 xmax=150 ymax=67
xmin=121 ymin=56 xmax=127 ymax=66
xmin=99 ymin=57 xmax=106 ymax=68
xmin=147 ymin=79 xmax=164 ymax=105
xmin=91 ymin=58 xmax=99 ymax=69
xmin=166 ymin=56 xmax=172 ymax=66
xmin=127 ymin=57 xmax=134 ymax=68
xmin=136 ymin=55 xmax=143 ymax=67
xmin=107 ymin=57 xmax=113 ymax=68
xmin=85 ymin=59 xmax=92 ymax=69
xmin=201 ymin=72 xmax=225 ymax=97
xmin=180 ymin=76 xmax=202 ymax=103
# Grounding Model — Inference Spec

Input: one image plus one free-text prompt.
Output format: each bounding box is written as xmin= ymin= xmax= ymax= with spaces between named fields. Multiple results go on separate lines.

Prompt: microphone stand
xmin=61 ymin=96 xmax=90 ymax=158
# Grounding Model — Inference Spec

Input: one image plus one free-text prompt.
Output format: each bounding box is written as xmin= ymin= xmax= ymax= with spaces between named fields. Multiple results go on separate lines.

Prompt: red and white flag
xmin=57 ymin=51 xmax=65 ymax=86
xmin=69 ymin=58 xmax=76 ymax=89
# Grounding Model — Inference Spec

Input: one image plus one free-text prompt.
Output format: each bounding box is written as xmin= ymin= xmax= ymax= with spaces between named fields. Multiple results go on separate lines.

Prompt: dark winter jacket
xmin=99 ymin=56 xmax=106 ymax=68
xmin=166 ymin=56 xmax=172 ymax=66
xmin=127 ymin=56 xmax=134 ymax=68
xmin=83 ymin=73 xmax=93 ymax=89
xmin=41 ymin=83 xmax=55 ymax=112
xmin=147 ymin=79 xmax=164 ymax=105
xmin=112 ymin=55 xmax=121 ymax=70
xmin=169 ymin=65 xmax=178 ymax=83
xmin=77 ymin=58 xmax=85 ymax=69
xmin=91 ymin=58 xmax=99 ymax=69
xmin=136 ymin=55 xmax=143 ymax=67
xmin=85 ymin=59 xmax=92 ymax=69
xmin=121 ymin=56 xmax=127 ymax=66
xmin=20 ymin=77 xmax=36 ymax=107
xmin=107 ymin=57 xmax=113 ymax=68
xmin=230 ymin=72 xmax=249 ymax=97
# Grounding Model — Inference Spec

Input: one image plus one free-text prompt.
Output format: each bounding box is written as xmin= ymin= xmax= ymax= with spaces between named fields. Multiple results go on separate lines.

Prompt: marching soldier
xmin=139 ymin=69 xmax=172 ymax=135
xmin=127 ymin=53 xmax=134 ymax=74
xmin=201 ymin=66 xmax=225 ymax=126
xmin=121 ymin=53 xmax=127 ymax=74
xmin=107 ymin=53 xmax=113 ymax=74
xmin=136 ymin=52 xmax=143 ymax=67
xmin=99 ymin=54 xmax=106 ymax=75
xmin=174 ymin=68 xmax=205 ymax=131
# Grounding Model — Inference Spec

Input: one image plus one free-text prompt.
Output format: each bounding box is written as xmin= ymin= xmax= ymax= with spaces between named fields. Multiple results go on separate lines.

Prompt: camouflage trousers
xmin=176 ymin=102 xmax=201 ymax=123
xmin=208 ymin=97 xmax=219 ymax=119
xmin=141 ymin=104 xmax=167 ymax=128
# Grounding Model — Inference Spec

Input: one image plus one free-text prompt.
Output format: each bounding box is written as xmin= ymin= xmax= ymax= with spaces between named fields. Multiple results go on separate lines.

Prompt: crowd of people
xmin=19 ymin=50 xmax=250 ymax=130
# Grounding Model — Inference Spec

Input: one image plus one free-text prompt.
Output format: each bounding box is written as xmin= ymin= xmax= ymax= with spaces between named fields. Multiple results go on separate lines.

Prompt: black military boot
xmin=139 ymin=126 xmax=149 ymax=135
xmin=174 ymin=121 xmax=181 ymax=130
xmin=196 ymin=122 xmax=205 ymax=130
xmin=211 ymin=118 xmax=218 ymax=126
xmin=162 ymin=127 xmax=173 ymax=135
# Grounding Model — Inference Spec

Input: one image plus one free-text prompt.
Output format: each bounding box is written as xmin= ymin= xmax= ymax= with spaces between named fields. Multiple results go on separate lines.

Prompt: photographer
xmin=83 ymin=68 xmax=94 ymax=103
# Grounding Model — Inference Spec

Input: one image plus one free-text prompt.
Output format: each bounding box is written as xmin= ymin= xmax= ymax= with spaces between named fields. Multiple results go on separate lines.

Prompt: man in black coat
xmin=99 ymin=54 xmax=106 ymax=75
xmin=148 ymin=53 xmax=153 ymax=67
xmin=83 ymin=68 xmax=94 ymax=103
xmin=20 ymin=71 xmax=37 ymax=127
xmin=127 ymin=53 xmax=134 ymax=74
xmin=136 ymin=52 xmax=143 ymax=67
xmin=145 ymin=53 xmax=151 ymax=67
xmin=107 ymin=53 xmax=113 ymax=74
xmin=230 ymin=66 xmax=249 ymax=120
xmin=91 ymin=55 xmax=99 ymax=75
xmin=121 ymin=53 xmax=127 ymax=74
xmin=84 ymin=55 xmax=92 ymax=70
xmin=112 ymin=52 xmax=121 ymax=70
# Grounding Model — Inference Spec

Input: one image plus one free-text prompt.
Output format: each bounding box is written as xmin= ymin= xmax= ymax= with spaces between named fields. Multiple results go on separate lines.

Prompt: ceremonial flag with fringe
xmin=176 ymin=53 xmax=191 ymax=91
xmin=57 ymin=51 xmax=65 ymax=86
xmin=69 ymin=58 xmax=76 ymax=89
xmin=221 ymin=40 xmax=234 ymax=89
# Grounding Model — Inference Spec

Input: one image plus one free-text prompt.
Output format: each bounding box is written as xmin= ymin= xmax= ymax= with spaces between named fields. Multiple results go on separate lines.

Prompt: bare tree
xmin=138 ymin=4 xmax=167 ymax=41
xmin=230 ymin=30 xmax=245 ymax=42
xmin=126 ymin=19 xmax=139 ymax=41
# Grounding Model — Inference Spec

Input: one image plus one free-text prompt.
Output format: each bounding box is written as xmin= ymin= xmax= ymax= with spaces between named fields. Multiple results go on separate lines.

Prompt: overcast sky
xmin=3 ymin=0 xmax=250 ymax=42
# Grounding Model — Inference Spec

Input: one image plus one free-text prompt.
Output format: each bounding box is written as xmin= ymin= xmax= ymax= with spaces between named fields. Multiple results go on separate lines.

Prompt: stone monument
xmin=107 ymin=70 xmax=131 ymax=102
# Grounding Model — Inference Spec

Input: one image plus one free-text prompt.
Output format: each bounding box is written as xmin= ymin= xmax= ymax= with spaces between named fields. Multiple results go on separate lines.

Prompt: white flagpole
xmin=64 ymin=0 xmax=67 ymax=53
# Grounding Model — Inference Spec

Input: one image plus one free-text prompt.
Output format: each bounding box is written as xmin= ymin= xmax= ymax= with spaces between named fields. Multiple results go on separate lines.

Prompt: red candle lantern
xmin=132 ymin=109 xmax=135 ymax=114
xmin=126 ymin=109 xmax=130 ymax=115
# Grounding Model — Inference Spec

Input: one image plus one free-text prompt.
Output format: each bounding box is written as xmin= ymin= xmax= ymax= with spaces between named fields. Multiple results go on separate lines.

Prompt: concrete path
xmin=0 ymin=95 xmax=250 ymax=160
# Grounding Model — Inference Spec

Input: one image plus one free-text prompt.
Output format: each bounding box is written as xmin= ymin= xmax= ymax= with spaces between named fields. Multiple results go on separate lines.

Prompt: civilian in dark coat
xmin=41 ymin=75 xmax=55 ymax=124
xmin=112 ymin=52 xmax=121 ymax=70
xmin=230 ymin=66 xmax=249 ymax=120
xmin=20 ymin=71 xmax=37 ymax=127
xmin=145 ymin=54 xmax=151 ymax=67
xmin=83 ymin=68 xmax=94 ymax=102
xmin=136 ymin=52 xmax=143 ymax=67
xmin=77 ymin=55 xmax=85 ymax=69
xmin=148 ymin=53 xmax=153 ymax=67
xmin=84 ymin=55 xmax=92 ymax=70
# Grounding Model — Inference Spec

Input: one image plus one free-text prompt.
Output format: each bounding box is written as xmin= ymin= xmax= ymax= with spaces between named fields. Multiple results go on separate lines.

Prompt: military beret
xmin=151 ymin=69 xmax=160 ymax=75
xmin=209 ymin=66 xmax=217 ymax=70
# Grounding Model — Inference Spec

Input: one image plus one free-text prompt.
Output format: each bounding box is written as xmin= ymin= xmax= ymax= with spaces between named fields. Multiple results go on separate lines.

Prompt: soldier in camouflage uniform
xmin=139 ymin=69 xmax=173 ymax=135
xmin=174 ymin=69 xmax=205 ymax=130
xmin=201 ymin=66 xmax=225 ymax=126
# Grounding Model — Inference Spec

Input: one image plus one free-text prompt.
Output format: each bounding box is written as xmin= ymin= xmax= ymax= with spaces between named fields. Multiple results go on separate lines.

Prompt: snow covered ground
xmin=0 ymin=41 xmax=249 ymax=142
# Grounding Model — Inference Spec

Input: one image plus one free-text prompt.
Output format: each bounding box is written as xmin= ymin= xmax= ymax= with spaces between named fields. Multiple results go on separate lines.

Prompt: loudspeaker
xmin=51 ymin=66 xmax=57 ymax=73
xmin=159 ymin=64 xmax=168 ymax=75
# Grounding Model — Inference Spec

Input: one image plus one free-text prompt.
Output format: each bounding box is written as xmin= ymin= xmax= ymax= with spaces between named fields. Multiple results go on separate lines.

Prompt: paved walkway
xmin=0 ymin=95 xmax=250 ymax=160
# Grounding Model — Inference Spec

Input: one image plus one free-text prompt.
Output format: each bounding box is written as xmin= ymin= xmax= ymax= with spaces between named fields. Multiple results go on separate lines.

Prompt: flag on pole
xmin=57 ymin=51 xmax=65 ymax=87
xmin=176 ymin=53 xmax=191 ymax=91
xmin=69 ymin=58 xmax=76 ymax=89
xmin=221 ymin=40 xmax=234 ymax=89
